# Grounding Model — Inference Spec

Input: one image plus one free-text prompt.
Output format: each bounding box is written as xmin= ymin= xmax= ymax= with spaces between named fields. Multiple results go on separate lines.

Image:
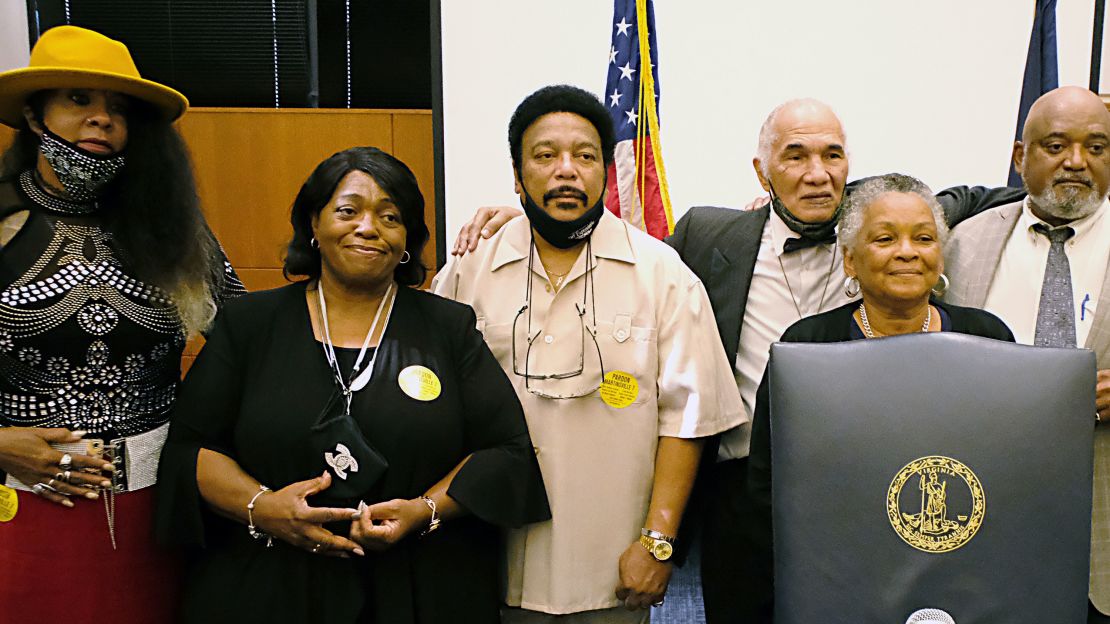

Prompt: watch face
xmin=653 ymin=541 xmax=673 ymax=561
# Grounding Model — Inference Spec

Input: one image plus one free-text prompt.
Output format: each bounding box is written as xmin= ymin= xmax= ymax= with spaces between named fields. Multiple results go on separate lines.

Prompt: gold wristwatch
xmin=639 ymin=528 xmax=675 ymax=562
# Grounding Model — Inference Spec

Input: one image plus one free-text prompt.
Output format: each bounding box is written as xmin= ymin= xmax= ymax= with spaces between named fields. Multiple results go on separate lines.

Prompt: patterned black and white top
xmin=0 ymin=171 xmax=246 ymax=438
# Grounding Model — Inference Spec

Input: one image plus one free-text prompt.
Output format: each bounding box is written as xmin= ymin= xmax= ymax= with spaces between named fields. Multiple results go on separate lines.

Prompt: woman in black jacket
xmin=157 ymin=147 xmax=549 ymax=623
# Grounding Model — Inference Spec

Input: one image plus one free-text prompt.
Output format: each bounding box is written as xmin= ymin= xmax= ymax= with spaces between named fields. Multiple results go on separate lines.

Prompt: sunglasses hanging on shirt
xmin=511 ymin=236 xmax=605 ymax=399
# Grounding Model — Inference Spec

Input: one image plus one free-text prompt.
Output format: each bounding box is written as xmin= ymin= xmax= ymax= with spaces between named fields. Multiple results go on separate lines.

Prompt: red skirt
xmin=0 ymin=487 xmax=182 ymax=622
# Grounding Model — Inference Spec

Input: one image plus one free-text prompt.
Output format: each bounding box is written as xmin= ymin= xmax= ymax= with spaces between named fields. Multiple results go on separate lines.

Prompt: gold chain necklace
xmin=545 ymin=268 xmax=571 ymax=291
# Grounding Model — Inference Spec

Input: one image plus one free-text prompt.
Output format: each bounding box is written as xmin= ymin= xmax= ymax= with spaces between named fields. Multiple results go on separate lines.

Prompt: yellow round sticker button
xmin=600 ymin=370 xmax=638 ymax=408
xmin=0 ymin=485 xmax=18 ymax=522
xmin=399 ymin=365 xmax=442 ymax=401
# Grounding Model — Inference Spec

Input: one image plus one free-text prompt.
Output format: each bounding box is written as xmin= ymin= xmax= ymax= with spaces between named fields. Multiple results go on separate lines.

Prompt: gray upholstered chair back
xmin=769 ymin=333 xmax=1094 ymax=624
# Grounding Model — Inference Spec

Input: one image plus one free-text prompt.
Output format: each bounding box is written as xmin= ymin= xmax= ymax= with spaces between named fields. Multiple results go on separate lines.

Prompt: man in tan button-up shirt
xmin=434 ymin=85 xmax=744 ymax=623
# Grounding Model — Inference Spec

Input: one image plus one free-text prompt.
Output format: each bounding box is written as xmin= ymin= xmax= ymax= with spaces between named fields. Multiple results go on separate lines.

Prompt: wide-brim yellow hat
xmin=0 ymin=25 xmax=188 ymax=128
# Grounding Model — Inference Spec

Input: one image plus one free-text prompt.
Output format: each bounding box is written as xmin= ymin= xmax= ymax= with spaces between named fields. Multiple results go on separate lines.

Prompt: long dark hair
xmin=284 ymin=146 xmax=429 ymax=287
xmin=1 ymin=92 xmax=224 ymax=336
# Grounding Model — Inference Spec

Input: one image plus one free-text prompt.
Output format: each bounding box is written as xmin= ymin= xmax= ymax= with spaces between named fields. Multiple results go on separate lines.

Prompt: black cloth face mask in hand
xmin=39 ymin=126 xmax=126 ymax=201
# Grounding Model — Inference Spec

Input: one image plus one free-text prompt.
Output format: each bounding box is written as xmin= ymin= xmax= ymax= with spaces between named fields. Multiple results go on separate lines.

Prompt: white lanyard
xmin=316 ymin=281 xmax=396 ymax=413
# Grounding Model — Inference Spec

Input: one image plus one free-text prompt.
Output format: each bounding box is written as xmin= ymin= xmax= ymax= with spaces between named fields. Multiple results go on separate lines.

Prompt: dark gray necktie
xmin=1032 ymin=224 xmax=1077 ymax=347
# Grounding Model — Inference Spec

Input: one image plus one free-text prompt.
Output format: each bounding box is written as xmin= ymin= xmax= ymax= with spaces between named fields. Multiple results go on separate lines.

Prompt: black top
xmin=745 ymin=299 xmax=1014 ymax=566
xmin=155 ymin=282 xmax=550 ymax=624
xmin=0 ymin=172 xmax=244 ymax=439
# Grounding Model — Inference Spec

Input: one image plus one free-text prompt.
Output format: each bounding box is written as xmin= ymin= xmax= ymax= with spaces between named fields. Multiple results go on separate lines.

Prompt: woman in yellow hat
xmin=0 ymin=25 xmax=244 ymax=621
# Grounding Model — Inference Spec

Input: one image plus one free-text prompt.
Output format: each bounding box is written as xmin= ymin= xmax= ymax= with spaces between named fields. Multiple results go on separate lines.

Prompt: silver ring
xmin=47 ymin=479 xmax=56 ymax=488
xmin=62 ymin=470 xmax=72 ymax=483
xmin=58 ymin=453 xmax=72 ymax=470
xmin=311 ymin=544 xmax=321 ymax=553
xmin=31 ymin=483 xmax=46 ymax=495
xmin=652 ymin=599 xmax=664 ymax=607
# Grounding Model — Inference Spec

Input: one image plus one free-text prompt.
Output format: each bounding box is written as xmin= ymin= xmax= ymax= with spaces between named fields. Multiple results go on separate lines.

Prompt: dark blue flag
xmin=1009 ymin=0 xmax=1059 ymax=187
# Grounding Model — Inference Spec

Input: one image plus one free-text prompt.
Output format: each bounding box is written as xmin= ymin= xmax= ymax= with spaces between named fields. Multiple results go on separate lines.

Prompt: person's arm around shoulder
xmin=937 ymin=185 xmax=1026 ymax=228
xmin=451 ymin=205 xmax=523 ymax=257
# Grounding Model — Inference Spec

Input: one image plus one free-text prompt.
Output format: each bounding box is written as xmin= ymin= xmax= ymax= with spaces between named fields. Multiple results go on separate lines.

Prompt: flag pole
xmin=1093 ymin=0 xmax=1106 ymax=92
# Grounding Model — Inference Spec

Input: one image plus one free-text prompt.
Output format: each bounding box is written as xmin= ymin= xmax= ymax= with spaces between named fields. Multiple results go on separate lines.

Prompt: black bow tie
xmin=782 ymin=235 xmax=836 ymax=254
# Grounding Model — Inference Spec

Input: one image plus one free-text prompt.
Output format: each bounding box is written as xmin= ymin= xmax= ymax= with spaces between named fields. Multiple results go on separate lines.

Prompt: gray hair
xmin=837 ymin=173 xmax=949 ymax=251
xmin=755 ymin=98 xmax=847 ymax=177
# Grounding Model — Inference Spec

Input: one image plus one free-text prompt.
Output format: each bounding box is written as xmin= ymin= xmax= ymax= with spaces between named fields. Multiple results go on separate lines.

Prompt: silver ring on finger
xmin=47 ymin=478 xmax=56 ymax=488
xmin=58 ymin=453 xmax=72 ymax=470
xmin=652 ymin=599 xmax=664 ymax=607
xmin=31 ymin=483 xmax=46 ymax=495
xmin=62 ymin=470 xmax=72 ymax=483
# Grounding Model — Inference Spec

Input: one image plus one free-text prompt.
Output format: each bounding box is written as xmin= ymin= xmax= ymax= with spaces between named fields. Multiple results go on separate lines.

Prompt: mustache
xmin=544 ymin=186 xmax=589 ymax=203
xmin=1054 ymin=175 xmax=1092 ymax=186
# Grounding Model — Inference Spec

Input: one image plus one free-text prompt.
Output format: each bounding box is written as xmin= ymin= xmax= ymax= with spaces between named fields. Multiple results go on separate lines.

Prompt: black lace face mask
xmin=39 ymin=127 xmax=126 ymax=201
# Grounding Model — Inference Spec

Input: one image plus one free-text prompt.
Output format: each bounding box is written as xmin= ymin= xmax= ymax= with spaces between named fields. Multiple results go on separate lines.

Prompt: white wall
xmin=0 ymin=1 xmax=30 ymax=72
xmin=441 ymin=0 xmax=1110 ymax=244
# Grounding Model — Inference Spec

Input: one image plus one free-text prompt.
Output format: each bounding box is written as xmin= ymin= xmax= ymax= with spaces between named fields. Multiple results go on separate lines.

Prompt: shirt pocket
xmin=594 ymin=314 xmax=657 ymax=407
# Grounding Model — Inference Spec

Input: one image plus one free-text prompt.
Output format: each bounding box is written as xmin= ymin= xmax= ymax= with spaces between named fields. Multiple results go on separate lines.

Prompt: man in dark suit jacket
xmin=667 ymin=99 xmax=1022 ymax=624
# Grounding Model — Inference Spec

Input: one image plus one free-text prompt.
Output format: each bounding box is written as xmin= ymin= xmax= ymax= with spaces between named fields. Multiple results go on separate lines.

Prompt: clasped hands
xmin=248 ymin=470 xmax=431 ymax=557
xmin=615 ymin=540 xmax=672 ymax=610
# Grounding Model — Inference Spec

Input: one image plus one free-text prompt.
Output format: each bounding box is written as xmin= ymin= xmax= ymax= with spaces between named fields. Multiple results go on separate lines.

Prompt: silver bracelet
xmin=247 ymin=485 xmax=273 ymax=547
xmin=419 ymin=495 xmax=441 ymax=537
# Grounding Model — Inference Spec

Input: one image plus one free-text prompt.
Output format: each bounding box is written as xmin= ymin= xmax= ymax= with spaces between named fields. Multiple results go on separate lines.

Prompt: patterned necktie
xmin=1032 ymin=223 xmax=1077 ymax=347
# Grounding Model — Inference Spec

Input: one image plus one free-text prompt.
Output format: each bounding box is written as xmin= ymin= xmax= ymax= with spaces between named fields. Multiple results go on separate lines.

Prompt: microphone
xmin=905 ymin=608 xmax=956 ymax=624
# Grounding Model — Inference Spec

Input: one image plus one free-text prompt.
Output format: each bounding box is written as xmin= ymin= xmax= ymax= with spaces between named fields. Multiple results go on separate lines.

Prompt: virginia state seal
xmin=887 ymin=456 xmax=985 ymax=553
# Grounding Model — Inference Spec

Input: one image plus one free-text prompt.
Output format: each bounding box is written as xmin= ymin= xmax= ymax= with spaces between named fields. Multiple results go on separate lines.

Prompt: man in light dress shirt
xmin=433 ymin=84 xmax=745 ymax=623
xmin=943 ymin=85 xmax=1110 ymax=624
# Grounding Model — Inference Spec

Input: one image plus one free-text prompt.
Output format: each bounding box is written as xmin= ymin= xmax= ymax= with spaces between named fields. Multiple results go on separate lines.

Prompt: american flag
xmin=604 ymin=0 xmax=674 ymax=239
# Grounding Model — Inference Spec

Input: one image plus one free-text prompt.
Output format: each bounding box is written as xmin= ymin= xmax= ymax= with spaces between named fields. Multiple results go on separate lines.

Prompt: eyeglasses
xmin=512 ymin=302 xmax=605 ymax=399
xmin=511 ymin=236 xmax=605 ymax=399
